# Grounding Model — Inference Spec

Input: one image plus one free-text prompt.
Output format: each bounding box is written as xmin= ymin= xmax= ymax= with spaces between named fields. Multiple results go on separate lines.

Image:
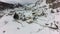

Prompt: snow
xmin=0 ymin=0 xmax=37 ymax=5
xmin=0 ymin=0 xmax=60 ymax=34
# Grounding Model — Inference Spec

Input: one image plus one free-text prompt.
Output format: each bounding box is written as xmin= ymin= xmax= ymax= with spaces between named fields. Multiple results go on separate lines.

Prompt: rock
xmin=0 ymin=1 xmax=15 ymax=10
xmin=46 ymin=0 xmax=56 ymax=4
xmin=15 ymin=3 xmax=23 ymax=8
xmin=13 ymin=13 xmax=19 ymax=20
xmin=0 ymin=1 xmax=23 ymax=10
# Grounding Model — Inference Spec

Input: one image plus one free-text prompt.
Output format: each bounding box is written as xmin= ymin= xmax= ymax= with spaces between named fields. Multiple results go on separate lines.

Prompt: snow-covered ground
xmin=0 ymin=0 xmax=60 ymax=34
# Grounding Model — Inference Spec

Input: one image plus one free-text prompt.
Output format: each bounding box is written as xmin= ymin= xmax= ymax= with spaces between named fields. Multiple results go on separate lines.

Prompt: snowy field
xmin=0 ymin=0 xmax=60 ymax=34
